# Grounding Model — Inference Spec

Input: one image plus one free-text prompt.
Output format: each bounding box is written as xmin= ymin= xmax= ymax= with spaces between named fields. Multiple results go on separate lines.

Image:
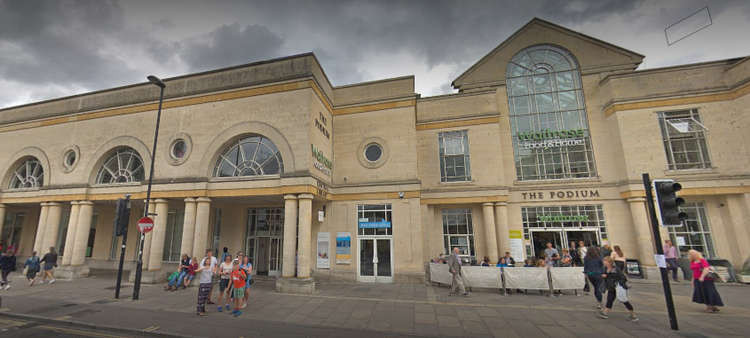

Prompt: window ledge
xmin=439 ymin=179 xmax=475 ymax=185
xmin=513 ymin=176 xmax=601 ymax=186
xmin=209 ymin=175 xmax=282 ymax=183
xmin=664 ymin=168 xmax=717 ymax=176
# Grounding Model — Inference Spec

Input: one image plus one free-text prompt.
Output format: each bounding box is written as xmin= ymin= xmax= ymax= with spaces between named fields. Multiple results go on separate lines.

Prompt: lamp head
xmin=147 ymin=75 xmax=165 ymax=88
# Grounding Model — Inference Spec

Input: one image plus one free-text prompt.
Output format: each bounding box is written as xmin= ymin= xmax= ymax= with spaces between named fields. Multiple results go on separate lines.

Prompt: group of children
xmin=192 ymin=248 xmax=253 ymax=317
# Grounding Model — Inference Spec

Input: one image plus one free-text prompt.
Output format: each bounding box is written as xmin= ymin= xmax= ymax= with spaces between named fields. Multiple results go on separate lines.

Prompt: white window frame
xmin=667 ymin=202 xmax=715 ymax=258
xmin=438 ymin=130 xmax=471 ymax=182
xmin=658 ymin=109 xmax=712 ymax=170
xmin=442 ymin=208 xmax=475 ymax=259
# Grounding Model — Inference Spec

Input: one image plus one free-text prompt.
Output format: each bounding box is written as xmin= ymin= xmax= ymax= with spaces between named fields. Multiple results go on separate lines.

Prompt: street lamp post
xmin=133 ymin=75 xmax=166 ymax=300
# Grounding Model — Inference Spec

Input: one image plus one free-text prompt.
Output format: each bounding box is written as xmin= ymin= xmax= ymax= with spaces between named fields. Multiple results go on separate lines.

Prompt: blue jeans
xmin=169 ymin=271 xmax=188 ymax=287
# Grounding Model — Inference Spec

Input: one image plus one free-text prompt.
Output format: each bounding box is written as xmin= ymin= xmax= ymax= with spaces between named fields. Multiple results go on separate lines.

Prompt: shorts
xmin=219 ymin=278 xmax=230 ymax=291
xmin=43 ymin=263 xmax=55 ymax=271
xmin=233 ymin=287 xmax=245 ymax=299
xmin=27 ymin=270 xmax=39 ymax=279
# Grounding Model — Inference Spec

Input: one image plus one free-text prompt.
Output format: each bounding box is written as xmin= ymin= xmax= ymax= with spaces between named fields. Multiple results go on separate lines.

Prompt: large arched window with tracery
xmin=95 ymin=147 xmax=145 ymax=184
xmin=214 ymin=135 xmax=284 ymax=177
xmin=8 ymin=157 xmax=44 ymax=189
xmin=506 ymin=44 xmax=597 ymax=180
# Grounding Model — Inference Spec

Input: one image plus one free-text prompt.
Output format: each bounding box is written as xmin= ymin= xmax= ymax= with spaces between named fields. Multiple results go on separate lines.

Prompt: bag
xmin=616 ymin=284 xmax=629 ymax=302
xmin=707 ymin=266 xmax=723 ymax=282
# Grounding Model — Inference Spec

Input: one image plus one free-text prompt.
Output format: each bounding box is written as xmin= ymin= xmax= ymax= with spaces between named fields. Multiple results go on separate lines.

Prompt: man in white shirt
xmin=200 ymin=249 xmax=218 ymax=304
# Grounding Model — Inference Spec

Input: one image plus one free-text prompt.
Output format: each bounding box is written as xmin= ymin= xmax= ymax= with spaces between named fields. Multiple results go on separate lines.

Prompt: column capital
xmin=78 ymin=201 xmax=94 ymax=206
xmin=494 ymin=202 xmax=508 ymax=207
xmin=184 ymin=197 xmax=196 ymax=203
xmin=0 ymin=203 xmax=5 ymax=209
xmin=70 ymin=201 xmax=80 ymax=206
xmin=284 ymin=194 xmax=298 ymax=200
xmin=482 ymin=202 xmax=495 ymax=207
xmin=47 ymin=202 xmax=61 ymax=207
xmin=196 ymin=197 xmax=212 ymax=203
xmin=298 ymin=193 xmax=314 ymax=200
xmin=154 ymin=198 xmax=169 ymax=204
xmin=626 ymin=197 xmax=647 ymax=203
xmin=40 ymin=202 xmax=50 ymax=207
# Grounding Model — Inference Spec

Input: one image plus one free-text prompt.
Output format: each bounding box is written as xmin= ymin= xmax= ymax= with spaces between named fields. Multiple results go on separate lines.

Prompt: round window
xmin=64 ymin=150 xmax=77 ymax=168
xmin=364 ymin=143 xmax=383 ymax=162
xmin=171 ymin=139 xmax=187 ymax=159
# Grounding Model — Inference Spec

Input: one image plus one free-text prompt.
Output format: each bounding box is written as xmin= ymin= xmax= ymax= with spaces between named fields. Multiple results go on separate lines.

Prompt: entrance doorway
xmin=358 ymin=237 xmax=392 ymax=282
xmin=530 ymin=230 xmax=563 ymax=260
xmin=245 ymin=208 xmax=283 ymax=277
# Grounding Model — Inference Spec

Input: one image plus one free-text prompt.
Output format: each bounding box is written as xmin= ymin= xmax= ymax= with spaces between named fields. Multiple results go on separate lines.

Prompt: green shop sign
xmin=537 ymin=214 xmax=589 ymax=222
xmin=311 ymin=144 xmax=333 ymax=169
xmin=517 ymin=128 xmax=585 ymax=141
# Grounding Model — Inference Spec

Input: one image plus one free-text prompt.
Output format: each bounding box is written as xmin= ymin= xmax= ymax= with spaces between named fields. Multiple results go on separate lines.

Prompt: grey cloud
xmin=178 ymin=23 xmax=284 ymax=72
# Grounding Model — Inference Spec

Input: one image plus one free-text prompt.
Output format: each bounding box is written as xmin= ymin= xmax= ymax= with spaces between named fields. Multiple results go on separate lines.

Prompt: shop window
xmin=442 ymin=209 xmax=475 ymax=258
xmin=668 ymin=202 xmax=715 ymax=258
xmin=95 ymin=147 xmax=145 ymax=185
xmin=438 ymin=130 xmax=471 ymax=182
xmin=8 ymin=157 xmax=44 ymax=189
xmin=357 ymin=204 xmax=392 ymax=236
xmin=506 ymin=45 xmax=597 ymax=181
xmin=162 ymin=209 xmax=184 ymax=262
xmin=658 ymin=109 xmax=711 ymax=170
xmin=1 ymin=212 xmax=25 ymax=250
xmin=521 ymin=205 xmax=607 ymax=241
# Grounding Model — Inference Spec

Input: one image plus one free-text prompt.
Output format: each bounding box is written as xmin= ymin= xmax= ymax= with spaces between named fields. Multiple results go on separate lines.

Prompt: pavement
xmin=0 ymin=271 xmax=748 ymax=337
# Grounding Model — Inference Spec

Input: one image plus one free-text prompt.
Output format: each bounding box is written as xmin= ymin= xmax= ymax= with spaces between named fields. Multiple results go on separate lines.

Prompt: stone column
xmin=148 ymin=199 xmax=169 ymax=271
xmin=42 ymin=202 xmax=63 ymax=253
xmin=482 ymin=202 xmax=499 ymax=263
xmin=71 ymin=201 xmax=94 ymax=266
xmin=61 ymin=201 xmax=81 ymax=265
xmin=628 ymin=197 xmax=655 ymax=265
xmin=0 ymin=204 xmax=5 ymax=242
xmin=192 ymin=197 xmax=211 ymax=258
xmin=494 ymin=202 xmax=510 ymax=257
xmin=296 ymin=194 xmax=313 ymax=279
xmin=142 ymin=201 xmax=155 ymax=269
xmin=282 ymin=195 xmax=298 ymax=278
xmin=726 ymin=194 xmax=750 ymax=268
xmin=180 ymin=198 xmax=197 ymax=259
xmin=33 ymin=203 xmax=49 ymax=254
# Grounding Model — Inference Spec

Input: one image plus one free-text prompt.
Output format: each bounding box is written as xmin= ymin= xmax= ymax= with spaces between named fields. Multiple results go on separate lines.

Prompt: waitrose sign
xmin=517 ymin=128 xmax=585 ymax=149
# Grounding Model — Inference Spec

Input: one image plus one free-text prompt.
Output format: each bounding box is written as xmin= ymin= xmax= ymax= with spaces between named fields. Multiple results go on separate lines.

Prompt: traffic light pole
xmin=115 ymin=195 xmax=130 ymax=299
xmin=642 ymin=173 xmax=679 ymax=330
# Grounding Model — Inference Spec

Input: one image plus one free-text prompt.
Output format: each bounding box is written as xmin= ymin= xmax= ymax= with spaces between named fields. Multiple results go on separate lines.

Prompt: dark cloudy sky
xmin=1 ymin=0 xmax=749 ymax=109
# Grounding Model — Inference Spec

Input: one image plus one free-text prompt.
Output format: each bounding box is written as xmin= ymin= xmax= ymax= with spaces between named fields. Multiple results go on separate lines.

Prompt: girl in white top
xmin=216 ymin=255 xmax=234 ymax=312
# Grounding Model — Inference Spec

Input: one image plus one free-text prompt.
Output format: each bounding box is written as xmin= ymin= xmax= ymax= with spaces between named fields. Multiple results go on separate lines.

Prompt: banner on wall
xmin=317 ymin=232 xmax=330 ymax=269
xmin=509 ymin=230 xmax=525 ymax=261
xmin=335 ymin=232 xmax=351 ymax=264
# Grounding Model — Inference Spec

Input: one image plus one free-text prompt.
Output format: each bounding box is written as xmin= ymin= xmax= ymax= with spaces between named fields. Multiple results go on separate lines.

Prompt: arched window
xmin=506 ymin=44 xmax=597 ymax=180
xmin=8 ymin=157 xmax=44 ymax=189
xmin=214 ymin=135 xmax=284 ymax=177
xmin=95 ymin=147 xmax=145 ymax=184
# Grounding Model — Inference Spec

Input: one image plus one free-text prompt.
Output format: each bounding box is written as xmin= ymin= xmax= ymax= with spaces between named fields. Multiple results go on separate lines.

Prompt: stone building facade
xmin=1 ymin=18 xmax=749 ymax=283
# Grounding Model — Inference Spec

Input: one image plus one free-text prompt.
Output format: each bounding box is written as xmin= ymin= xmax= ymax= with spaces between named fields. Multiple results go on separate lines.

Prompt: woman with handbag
xmin=598 ymin=256 xmax=638 ymax=321
xmin=689 ymin=249 xmax=724 ymax=313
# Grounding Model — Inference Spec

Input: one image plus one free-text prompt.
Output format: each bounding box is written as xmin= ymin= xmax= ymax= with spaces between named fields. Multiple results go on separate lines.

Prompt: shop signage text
xmin=521 ymin=189 xmax=600 ymax=200
xmin=517 ymin=128 xmax=585 ymax=149
xmin=358 ymin=221 xmax=391 ymax=229
xmin=311 ymin=144 xmax=332 ymax=176
xmin=537 ymin=214 xmax=589 ymax=222
xmin=314 ymin=112 xmax=330 ymax=139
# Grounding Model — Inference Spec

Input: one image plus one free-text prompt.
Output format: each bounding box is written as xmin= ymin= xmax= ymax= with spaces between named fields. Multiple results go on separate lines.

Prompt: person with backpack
xmin=0 ymin=249 xmax=16 ymax=290
xmin=598 ymin=256 xmax=638 ymax=321
xmin=24 ymin=251 xmax=41 ymax=286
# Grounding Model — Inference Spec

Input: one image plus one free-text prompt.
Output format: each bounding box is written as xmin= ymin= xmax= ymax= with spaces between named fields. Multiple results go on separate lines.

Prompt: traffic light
xmin=114 ymin=196 xmax=131 ymax=236
xmin=653 ymin=179 xmax=687 ymax=227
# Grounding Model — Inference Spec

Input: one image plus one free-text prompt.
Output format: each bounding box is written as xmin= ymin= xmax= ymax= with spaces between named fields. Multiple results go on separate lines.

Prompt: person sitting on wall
xmin=480 ymin=257 xmax=490 ymax=267
xmin=524 ymin=258 xmax=535 ymax=267
xmin=502 ymin=252 xmax=516 ymax=267
xmin=559 ymin=249 xmax=573 ymax=267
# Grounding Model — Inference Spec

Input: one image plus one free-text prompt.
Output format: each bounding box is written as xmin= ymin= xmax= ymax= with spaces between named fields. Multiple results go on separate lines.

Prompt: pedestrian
xmin=164 ymin=268 xmax=182 ymax=291
xmin=24 ymin=251 xmax=41 ymax=286
xmin=600 ymin=241 xmax=612 ymax=258
xmin=240 ymin=255 xmax=252 ymax=308
xmin=611 ymin=245 xmax=626 ymax=272
xmin=40 ymin=246 xmax=58 ymax=284
xmin=598 ymin=257 xmax=638 ymax=321
xmin=447 ymin=247 xmax=469 ymax=296
xmin=0 ymin=249 xmax=16 ymax=290
xmin=176 ymin=254 xmax=191 ymax=286
xmin=689 ymin=249 xmax=723 ymax=313
xmin=559 ymin=249 xmax=573 ymax=267
xmin=230 ymin=259 xmax=246 ymax=317
xmin=195 ymin=256 xmax=213 ymax=316
xmin=501 ymin=252 xmax=516 ymax=266
xmin=569 ymin=241 xmax=579 ymax=267
xmin=577 ymin=240 xmax=587 ymax=266
xmin=480 ymin=256 xmax=490 ymax=267
xmin=543 ymin=242 xmax=559 ymax=267
xmin=216 ymin=254 xmax=234 ymax=312
xmin=183 ymin=256 xmax=199 ymax=288
xmin=664 ymin=240 xmax=680 ymax=281
xmin=220 ymin=247 xmax=231 ymax=263
xmin=200 ymin=249 xmax=218 ymax=304
xmin=584 ymin=246 xmax=604 ymax=309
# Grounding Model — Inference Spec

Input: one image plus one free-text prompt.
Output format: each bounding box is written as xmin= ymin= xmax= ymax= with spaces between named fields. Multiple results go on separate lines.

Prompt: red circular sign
xmin=137 ymin=217 xmax=154 ymax=234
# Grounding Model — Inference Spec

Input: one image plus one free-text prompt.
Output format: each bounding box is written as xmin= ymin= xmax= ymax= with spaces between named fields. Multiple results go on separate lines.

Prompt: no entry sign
xmin=137 ymin=217 xmax=154 ymax=234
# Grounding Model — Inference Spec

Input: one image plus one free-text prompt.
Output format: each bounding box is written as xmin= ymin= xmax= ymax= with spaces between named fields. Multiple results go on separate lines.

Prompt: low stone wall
xmin=428 ymin=263 xmax=585 ymax=291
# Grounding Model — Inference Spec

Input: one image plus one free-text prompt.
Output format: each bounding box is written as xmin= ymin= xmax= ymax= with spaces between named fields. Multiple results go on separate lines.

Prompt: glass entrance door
xmin=565 ymin=230 xmax=600 ymax=248
xmin=358 ymin=237 xmax=393 ymax=283
xmin=246 ymin=208 xmax=284 ymax=277
xmin=529 ymin=230 xmax=563 ymax=259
